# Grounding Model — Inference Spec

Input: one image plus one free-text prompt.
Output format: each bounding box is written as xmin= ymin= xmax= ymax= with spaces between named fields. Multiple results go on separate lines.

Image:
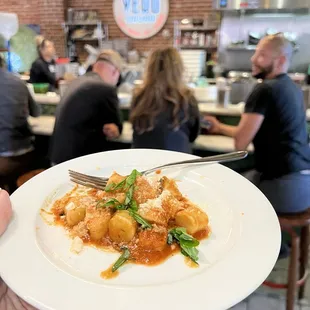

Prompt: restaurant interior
xmin=1 ymin=0 xmax=310 ymax=309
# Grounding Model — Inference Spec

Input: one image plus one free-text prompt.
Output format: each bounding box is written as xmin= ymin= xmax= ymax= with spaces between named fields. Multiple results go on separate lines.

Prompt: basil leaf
xmin=179 ymin=238 xmax=200 ymax=248
xmin=112 ymin=248 xmax=130 ymax=272
xmin=129 ymin=209 xmax=152 ymax=229
xmin=105 ymin=179 xmax=126 ymax=192
xmin=125 ymin=185 xmax=134 ymax=206
xmin=130 ymin=199 xmax=138 ymax=211
xmin=104 ymin=198 xmax=121 ymax=207
xmin=126 ymin=169 xmax=141 ymax=188
xmin=96 ymin=198 xmax=125 ymax=210
xmin=168 ymin=227 xmax=200 ymax=263
xmin=96 ymin=200 xmax=107 ymax=209
xmin=167 ymin=233 xmax=173 ymax=245
xmin=173 ymin=227 xmax=187 ymax=236
xmin=104 ymin=182 xmax=116 ymax=192
xmin=180 ymin=245 xmax=199 ymax=263
xmin=179 ymin=233 xmax=195 ymax=241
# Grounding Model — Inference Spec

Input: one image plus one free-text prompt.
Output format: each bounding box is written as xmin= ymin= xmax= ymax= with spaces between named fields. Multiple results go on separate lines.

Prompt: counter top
xmin=33 ymin=92 xmax=132 ymax=107
xmin=33 ymin=93 xmax=60 ymax=105
xmin=33 ymin=92 xmax=245 ymax=116
xmin=28 ymin=116 xmax=254 ymax=154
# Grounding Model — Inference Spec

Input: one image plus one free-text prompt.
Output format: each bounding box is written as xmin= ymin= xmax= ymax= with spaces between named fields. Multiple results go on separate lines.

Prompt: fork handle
xmin=143 ymin=151 xmax=248 ymax=175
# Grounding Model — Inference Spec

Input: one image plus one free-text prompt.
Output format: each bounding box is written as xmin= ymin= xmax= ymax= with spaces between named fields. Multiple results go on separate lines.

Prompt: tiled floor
xmin=230 ymin=256 xmax=310 ymax=310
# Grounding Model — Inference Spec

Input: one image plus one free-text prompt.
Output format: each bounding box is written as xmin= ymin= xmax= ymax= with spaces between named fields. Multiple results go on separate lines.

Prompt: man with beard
xmin=205 ymin=34 xmax=310 ymax=217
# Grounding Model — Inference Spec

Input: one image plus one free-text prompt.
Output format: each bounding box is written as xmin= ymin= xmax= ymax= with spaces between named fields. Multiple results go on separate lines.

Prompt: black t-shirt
xmin=245 ymin=74 xmax=310 ymax=179
xmin=50 ymin=72 xmax=123 ymax=164
xmin=30 ymin=57 xmax=56 ymax=89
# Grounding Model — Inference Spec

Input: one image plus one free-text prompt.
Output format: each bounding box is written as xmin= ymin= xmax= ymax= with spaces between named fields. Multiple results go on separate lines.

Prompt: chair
xmin=263 ymin=209 xmax=310 ymax=310
xmin=17 ymin=169 xmax=45 ymax=187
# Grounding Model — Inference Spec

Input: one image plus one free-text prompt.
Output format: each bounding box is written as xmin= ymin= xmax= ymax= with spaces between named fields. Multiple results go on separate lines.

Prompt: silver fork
xmin=69 ymin=151 xmax=248 ymax=190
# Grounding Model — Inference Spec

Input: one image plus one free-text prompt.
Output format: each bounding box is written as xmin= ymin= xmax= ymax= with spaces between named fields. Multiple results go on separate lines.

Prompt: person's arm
xmin=27 ymin=88 xmax=41 ymax=117
xmin=103 ymin=87 xmax=123 ymax=134
xmin=205 ymin=83 xmax=271 ymax=151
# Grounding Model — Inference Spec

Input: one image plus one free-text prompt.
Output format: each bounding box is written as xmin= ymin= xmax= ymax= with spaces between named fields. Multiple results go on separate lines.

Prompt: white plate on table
xmin=0 ymin=149 xmax=280 ymax=310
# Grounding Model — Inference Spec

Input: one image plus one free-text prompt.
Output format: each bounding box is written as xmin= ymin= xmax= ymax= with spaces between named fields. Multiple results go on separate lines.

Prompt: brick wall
xmin=69 ymin=0 xmax=213 ymax=51
xmin=1 ymin=0 xmax=213 ymax=57
xmin=0 ymin=0 xmax=65 ymax=56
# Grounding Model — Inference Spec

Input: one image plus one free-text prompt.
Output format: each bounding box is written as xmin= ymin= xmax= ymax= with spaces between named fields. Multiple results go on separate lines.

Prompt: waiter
xmin=30 ymin=36 xmax=56 ymax=90
xmin=206 ymin=34 xmax=310 ymax=216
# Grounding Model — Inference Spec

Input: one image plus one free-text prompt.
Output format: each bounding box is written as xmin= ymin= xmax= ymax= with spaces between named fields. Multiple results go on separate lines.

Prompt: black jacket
xmin=30 ymin=57 xmax=56 ymax=89
xmin=132 ymin=97 xmax=200 ymax=154
xmin=50 ymin=72 xmax=123 ymax=164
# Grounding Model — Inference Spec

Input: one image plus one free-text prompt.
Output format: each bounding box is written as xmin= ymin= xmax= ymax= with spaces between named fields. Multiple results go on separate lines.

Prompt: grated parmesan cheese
xmin=139 ymin=190 xmax=170 ymax=212
xmin=144 ymin=175 xmax=161 ymax=189
xmin=70 ymin=236 xmax=84 ymax=254
xmin=65 ymin=201 xmax=76 ymax=211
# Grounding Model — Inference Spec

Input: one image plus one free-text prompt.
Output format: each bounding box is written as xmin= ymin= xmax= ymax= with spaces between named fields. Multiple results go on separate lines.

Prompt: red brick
xmin=1 ymin=0 xmax=213 ymax=56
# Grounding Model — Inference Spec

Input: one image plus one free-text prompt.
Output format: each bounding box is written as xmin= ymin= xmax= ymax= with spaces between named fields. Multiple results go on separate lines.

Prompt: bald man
xmin=206 ymin=34 xmax=310 ymax=215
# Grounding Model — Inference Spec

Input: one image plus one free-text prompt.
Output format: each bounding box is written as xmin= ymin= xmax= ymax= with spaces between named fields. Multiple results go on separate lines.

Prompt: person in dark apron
xmin=30 ymin=37 xmax=56 ymax=90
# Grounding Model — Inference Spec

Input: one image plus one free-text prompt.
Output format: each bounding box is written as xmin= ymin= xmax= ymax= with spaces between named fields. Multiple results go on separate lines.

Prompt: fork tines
xmin=69 ymin=170 xmax=108 ymax=190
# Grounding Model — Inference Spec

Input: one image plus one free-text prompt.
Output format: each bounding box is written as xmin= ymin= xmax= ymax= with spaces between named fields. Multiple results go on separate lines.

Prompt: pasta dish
xmin=49 ymin=169 xmax=210 ymax=278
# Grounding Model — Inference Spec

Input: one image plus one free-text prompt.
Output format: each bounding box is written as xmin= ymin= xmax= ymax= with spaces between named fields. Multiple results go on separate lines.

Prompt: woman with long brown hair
xmin=130 ymin=47 xmax=200 ymax=153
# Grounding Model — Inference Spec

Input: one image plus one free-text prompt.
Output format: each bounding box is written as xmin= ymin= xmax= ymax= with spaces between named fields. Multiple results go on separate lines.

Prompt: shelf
xmin=0 ymin=48 xmax=8 ymax=52
xmin=65 ymin=21 xmax=99 ymax=26
xmin=72 ymin=37 xmax=101 ymax=41
xmin=180 ymin=27 xmax=217 ymax=32
xmin=180 ymin=45 xmax=217 ymax=51
xmin=226 ymin=45 xmax=257 ymax=51
xmin=226 ymin=45 xmax=299 ymax=52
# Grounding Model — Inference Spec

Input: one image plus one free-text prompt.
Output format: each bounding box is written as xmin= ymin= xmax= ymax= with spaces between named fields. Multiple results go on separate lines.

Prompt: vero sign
xmin=113 ymin=0 xmax=169 ymax=39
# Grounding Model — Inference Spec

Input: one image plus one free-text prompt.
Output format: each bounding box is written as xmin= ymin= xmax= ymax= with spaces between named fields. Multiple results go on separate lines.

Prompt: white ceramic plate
xmin=0 ymin=149 xmax=281 ymax=310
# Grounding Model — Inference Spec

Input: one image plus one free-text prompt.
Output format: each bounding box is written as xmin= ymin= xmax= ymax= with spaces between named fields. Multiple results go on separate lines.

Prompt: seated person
xmin=0 ymin=56 xmax=41 ymax=191
xmin=205 ymin=34 xmax=310 ymax=215
xmin=30 ymin=36 xmax=56 ymax=90
xmin=0 ymin=188 xmax=37 ymax=309
xmin=130 ymin=47 xmax=200 ymax=154
xmin=50 ymin=50 xmax=123 ymax=164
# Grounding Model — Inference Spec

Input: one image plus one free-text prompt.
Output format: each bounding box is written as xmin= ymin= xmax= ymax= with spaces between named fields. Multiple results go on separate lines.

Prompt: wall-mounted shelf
xmin=63 ymin=20 xmax=109 ymax=61
xmin=180 ymin=45 xmax=218 ymax=51
xmin=72 ymin=37 xmax=100 ymax=42
xmin=180 ymin=27 xmax=218 ymax=32
xmin=226 ymin=44 xmax=299 ymax=52
xmin=0 ymin=48 xmax=8 ymax=52
xmin=65 ymin=21 xmax=98 ymax=26
xmin=226 ymin=45 xmax=257 ymax=51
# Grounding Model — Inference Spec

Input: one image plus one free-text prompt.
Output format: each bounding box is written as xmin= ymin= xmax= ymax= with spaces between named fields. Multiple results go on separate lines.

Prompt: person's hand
xmin=203 ymin=116 xmax=222 ymax=134
xmin=0 ymin=189 xmax=12 ymax=236
xmin=103 ymin=123 xmax=120 ymax=139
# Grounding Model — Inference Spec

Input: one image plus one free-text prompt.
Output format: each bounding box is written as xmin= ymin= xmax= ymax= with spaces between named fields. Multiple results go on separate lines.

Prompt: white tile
xmin=230 ymin=302 xmax=247 ymax=310
xmin=247 ymin=295 xmax=300 ymax=310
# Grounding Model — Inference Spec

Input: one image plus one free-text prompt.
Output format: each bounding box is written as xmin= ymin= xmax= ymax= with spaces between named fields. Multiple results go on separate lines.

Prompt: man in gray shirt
xmin=0 ymin=56 xmax=40 ymax=190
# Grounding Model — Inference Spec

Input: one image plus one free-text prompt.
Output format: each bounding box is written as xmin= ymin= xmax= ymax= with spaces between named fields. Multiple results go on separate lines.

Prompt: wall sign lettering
xmin=113 ymin=0 xmax=169 ymax=39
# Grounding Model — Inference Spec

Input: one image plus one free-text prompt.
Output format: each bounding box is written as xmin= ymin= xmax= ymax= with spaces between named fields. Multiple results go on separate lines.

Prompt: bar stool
xmin=263 ymin=209 xmax=310 ymax=310
xmin=17 ymin=169 xmax=45 ymax=187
